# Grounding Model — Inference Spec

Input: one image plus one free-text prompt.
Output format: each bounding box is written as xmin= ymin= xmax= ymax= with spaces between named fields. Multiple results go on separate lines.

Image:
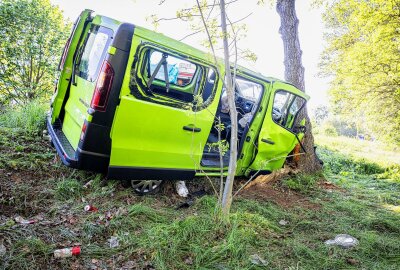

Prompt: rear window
xmin=77 ymin=26 xmax=112 ymax=82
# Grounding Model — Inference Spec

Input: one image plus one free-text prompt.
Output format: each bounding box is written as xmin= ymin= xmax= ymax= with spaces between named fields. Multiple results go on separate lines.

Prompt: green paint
xmin=51 ymin=10 xmax=310 ymax=178
xmin=108 ymin=46 xmax=117 ymax=55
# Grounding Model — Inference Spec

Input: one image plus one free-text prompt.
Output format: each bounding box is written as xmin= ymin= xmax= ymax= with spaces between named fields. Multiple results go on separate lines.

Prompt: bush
xmin=0 ymin=100 xmax=46 ymax=135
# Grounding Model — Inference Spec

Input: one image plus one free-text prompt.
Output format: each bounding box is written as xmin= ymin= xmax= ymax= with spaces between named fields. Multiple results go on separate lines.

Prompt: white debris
xmin=325 ymin=234 xmax=358 ymax=248
xmin=0 ymin=243 xmax=6 ymax=256
xmin=250 ymin=254 xmax=268 ymax=266
xmin=175 ymin=181 xmax=189 ymax=197
xmin=108 ymin=236 xmax=119 ymax=248
xmin=278 ymin=219 xmax=288 ymax=226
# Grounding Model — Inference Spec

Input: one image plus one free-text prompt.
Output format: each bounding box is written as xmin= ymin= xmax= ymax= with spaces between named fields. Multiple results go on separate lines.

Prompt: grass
xmin=0 ymin=100 xmax=47 ymax=136
xmin=1 ymin=106 xmax=400 ymax=269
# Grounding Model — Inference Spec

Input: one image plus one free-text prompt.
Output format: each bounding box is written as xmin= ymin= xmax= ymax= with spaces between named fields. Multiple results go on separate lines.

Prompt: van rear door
xmin=51 ymin=9 xmax=93 ymax=123
xmin=247 ymin=81 xmax=309 ymax=174
xmin=62 ymin=25 xmax=113 ymax=149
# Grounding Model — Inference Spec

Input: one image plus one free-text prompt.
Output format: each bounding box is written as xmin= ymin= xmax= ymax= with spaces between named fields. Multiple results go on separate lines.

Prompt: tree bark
xmin=276 ymin=0 xmax=322 ymax=173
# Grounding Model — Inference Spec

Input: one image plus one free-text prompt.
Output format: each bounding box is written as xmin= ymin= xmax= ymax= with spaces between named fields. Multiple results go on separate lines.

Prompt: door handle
xmin=183 ymin=126 xmax=201 ymax=132
xmin=261 ymin=138 xmax=275 ymax=145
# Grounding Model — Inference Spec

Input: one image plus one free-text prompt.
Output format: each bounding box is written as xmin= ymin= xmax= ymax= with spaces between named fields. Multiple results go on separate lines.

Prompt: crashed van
xmin=47 ymin=10 xmax=309 ymax=194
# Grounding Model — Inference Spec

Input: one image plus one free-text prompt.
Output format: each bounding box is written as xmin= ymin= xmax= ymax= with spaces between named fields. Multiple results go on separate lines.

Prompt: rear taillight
xmin=90 ymin=61 xmax=114 ymax=112
xmin=80 ymin=122 xmax=87 ymax=141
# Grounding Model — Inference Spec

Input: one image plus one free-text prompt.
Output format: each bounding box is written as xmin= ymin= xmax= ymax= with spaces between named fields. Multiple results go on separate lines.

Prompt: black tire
xmin=130 ymin=180 xmax=164 ymax=195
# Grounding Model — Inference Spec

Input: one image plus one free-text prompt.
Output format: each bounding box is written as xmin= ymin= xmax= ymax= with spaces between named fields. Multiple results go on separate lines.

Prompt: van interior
xmin=201 ymin=77 xmax=263 ymax=167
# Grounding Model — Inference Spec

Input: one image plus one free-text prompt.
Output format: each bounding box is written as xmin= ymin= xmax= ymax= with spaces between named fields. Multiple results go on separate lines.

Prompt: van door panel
xmin=248 ymin=82 xmax=308 ymax=173
xmin=62 ymin=25 xmax=113 ymax=150
xmin=109 ymin=36 xmax=221 ymax=178
xmin=51 ymin=9 xmax=93 ymax=123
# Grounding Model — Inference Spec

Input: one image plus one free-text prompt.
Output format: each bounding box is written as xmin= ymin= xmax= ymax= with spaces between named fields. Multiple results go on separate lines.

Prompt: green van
xmin=47 ymin=10 xmax=309 ymax=194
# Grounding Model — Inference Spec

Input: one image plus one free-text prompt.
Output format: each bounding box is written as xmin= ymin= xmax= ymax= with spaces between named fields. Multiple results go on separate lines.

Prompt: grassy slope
xmin=1 ymin=115 xmax=400 ymax=269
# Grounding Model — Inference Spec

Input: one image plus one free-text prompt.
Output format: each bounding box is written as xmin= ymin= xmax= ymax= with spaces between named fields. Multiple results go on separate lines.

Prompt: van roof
xmin=94 ymin=13 xmax=306 ymax=96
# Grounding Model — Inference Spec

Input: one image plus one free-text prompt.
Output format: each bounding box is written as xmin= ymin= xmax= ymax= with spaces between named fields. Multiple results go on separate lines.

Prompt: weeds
xmin=283 ymin=173 xmax=320 ymax=193
xmin=0 ymin=100 xmax=46 ymax=135
xmin=55 ymin=178 xmax=83 ymax=200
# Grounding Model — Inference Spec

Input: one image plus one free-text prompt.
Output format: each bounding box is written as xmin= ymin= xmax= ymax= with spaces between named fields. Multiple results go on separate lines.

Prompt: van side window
xmin=149 ymin=51 xmax=197 ymax=86
xmin=77 ymin=26 xmax=112 ymax=82
xmin=135 ymin=48 xmax=219 ymax=108
xmin=272 ymin=90 xmax=306 ymax=131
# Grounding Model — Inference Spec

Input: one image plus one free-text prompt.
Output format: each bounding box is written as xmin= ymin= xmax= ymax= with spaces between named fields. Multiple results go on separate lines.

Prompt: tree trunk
xmin=220 ymin=0 xmax=238 ymax=216
xmin=276 ymin=0 xmax=322 ymax=173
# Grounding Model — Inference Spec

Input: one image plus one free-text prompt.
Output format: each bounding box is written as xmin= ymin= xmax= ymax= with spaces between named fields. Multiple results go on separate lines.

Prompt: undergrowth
xmin=0 ymin=100 xmax=46 ymax=135
xmin=1 ymin=108 xmax=400 ymax=269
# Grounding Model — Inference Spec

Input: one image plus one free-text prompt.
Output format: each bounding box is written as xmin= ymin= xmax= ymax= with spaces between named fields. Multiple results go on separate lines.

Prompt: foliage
xmin=0 ymin=99 xmax=46 ymax=135
xmin=320 ymin=0 xmax=400 ymax=145
xmin=0 ymin=0 xmax=70 ymax=105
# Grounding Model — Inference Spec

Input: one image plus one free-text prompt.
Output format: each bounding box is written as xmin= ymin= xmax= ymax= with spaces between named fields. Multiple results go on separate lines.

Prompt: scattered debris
xmin=14 ymin=216 xmax=35 ymax=225
xmin=325 ymin=234 xmax=359 ymax=248
xmin=83 ymin=180 xmax=94 ymax=189
xmin=250 ymin=254 xmax=268 ymax=266
xmin=279 ymin=219 xmax=289 ymax=226
xmin=176 ymin=189 xmax=207 ymax=209
xmin=346 ymin=258 xmax=359 ymax=265
xmin=105 ymin=211 xmax=113 ymax=221
xmin=177 ymin=199 xmax=194 ymax=209
xmin=0 ymin=243 xmax=6 ymax=256
xmin=54 ymin=246 xmax=81 ymax=258
xmin=84 ymin=205 xmax=98 ymax=212
xmin=184 ymin=256 xmax=193 ymax=265
xmin=244 ymin=167 xmax=295 ymax=191
xmin=175 ymin=181 xmax=189 ymax=197
xmin=108 ymin=236 xmax=119 ymax=248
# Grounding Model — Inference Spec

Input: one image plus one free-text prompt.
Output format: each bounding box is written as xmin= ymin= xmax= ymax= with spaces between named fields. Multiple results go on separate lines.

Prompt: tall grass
xmin=0 ymin=100 xmax=47 ymax=135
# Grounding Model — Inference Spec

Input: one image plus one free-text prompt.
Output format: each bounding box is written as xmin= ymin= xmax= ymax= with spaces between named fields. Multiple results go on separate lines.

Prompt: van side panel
xmin=107 ymin=27 xmax=223 ymax=180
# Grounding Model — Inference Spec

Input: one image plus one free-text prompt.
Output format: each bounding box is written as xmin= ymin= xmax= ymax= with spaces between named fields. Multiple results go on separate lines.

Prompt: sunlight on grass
xmin=383 ymin=204 xmax=400 ymax=213
xmin=315 ymin=134 xmax=400 ymax=167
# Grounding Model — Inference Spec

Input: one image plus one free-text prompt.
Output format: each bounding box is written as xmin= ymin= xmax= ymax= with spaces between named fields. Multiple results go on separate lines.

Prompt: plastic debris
xmin=176 ymin=189 xmax=207 ymax=209
xmin=175 ymin=181 xmax=189 ymax=197
xmin=54 ymin=246 xmax=81 ymax=258
xmin=83 ymin=180 xmax=93 ymax=189
xmin=14 ymin=216 xmax=35 ymax=224
xmin=279 ymin=219 xmax=288 ymax=226
xmin=0 ymin=243 xmax=6 ymax=256
xmin=84 ymin=205 xmax=98 ymax=212
xmin=325 ymin=234 xmax=358 ymax=248
xmin=177 ymin=200 xmax=194 ymax=209
xmin=108 ymin=236 xmax=119 ymax=248
xmin=250 ymin=254 xmax=268 ymax=266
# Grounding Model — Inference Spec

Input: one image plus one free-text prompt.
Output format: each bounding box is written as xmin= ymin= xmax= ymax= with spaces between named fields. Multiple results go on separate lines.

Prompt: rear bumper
xmin=47 ymin=117 xmax=109 ymax=172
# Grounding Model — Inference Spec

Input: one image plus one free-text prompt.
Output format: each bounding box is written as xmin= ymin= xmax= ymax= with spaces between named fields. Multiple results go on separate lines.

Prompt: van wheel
xmin=130 ymin=180 xmax=164 ymax=195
